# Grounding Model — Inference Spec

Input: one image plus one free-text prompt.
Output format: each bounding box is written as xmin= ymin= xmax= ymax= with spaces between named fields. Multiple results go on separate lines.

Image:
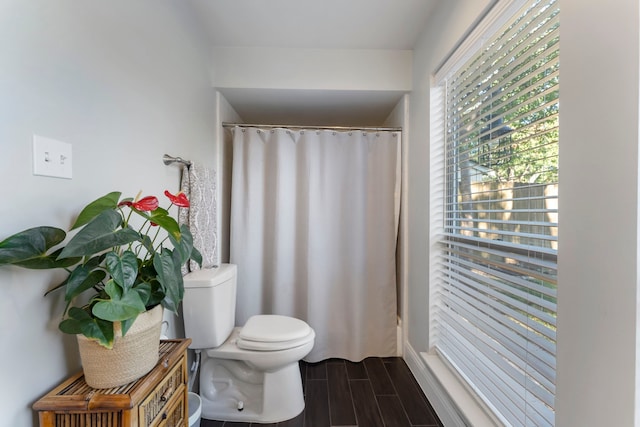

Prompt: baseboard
xmin=403 ymin=344 xmax=499 ymax=427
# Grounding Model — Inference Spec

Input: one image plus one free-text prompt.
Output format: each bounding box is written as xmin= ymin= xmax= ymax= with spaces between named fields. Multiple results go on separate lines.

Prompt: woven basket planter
xmin=76 ymin=304 xmax=164 ymax=389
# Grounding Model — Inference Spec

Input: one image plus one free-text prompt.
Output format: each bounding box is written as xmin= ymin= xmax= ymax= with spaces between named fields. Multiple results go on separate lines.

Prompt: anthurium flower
xmin=132 ymin=196 xmax=159 ymax=212
xmin=164 ymin=190 xmax=190 ymax=208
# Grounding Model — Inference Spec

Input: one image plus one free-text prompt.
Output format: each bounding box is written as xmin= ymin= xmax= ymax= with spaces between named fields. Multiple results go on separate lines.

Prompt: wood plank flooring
xmin=201 ymin=357 xmax=443 ymax=427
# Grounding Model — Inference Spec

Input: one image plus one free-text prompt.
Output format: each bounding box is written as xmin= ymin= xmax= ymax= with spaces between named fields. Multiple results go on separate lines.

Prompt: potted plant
xmin=0 ymin=190 xmax=201 ymax=388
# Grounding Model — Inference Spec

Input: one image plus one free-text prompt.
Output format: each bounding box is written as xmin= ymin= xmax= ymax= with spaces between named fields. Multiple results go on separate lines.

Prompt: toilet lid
xmin=238 ymin=315 xmax=311 ymax=349
xmin=236 ymin=332 xmax=314 ymax=351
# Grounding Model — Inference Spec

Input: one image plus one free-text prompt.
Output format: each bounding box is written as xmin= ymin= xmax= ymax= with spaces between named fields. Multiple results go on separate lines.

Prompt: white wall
xmin=214 ymin=92 xmax=243 ymax=264
xmin=0 ymin=1 xmax=217 ymax=425
xmin=212 ymin=46 xmax=412 ymax=92
xmin=384 ymin=95 xmax=410 ymax=352
xmin=556 ymin=0 xmax=640 ymax=425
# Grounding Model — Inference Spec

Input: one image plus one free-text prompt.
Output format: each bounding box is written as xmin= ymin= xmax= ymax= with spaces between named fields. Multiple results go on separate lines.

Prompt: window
xmin=432 ymin=0 xmax=559 ymax=425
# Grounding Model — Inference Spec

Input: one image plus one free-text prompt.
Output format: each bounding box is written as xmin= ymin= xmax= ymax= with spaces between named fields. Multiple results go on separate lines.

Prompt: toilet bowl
xmin=182 ymin=264 xmax=315 ymax=423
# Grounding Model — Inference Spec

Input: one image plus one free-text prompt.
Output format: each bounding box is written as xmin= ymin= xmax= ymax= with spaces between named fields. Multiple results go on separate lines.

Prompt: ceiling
xmin=186 ymin=0 xmax=441 ymax=126
xmin=217 ymin=88 xmax=409 ymax=127
xmin=187 ymin=0 xmax=439 ymax=50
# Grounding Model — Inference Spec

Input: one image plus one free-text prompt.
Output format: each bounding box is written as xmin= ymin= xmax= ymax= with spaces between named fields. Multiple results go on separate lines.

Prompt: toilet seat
xmin=237 ymin=315 xmax=313 ymax=351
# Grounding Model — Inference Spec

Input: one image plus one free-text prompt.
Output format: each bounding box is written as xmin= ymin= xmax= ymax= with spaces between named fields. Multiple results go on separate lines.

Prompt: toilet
xmin=182 ymin=264 xmax=315 ymax=423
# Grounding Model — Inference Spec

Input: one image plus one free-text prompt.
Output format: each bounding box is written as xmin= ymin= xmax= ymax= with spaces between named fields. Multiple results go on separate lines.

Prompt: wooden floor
xmin=201 ymin=357 xmax=443 ymax=427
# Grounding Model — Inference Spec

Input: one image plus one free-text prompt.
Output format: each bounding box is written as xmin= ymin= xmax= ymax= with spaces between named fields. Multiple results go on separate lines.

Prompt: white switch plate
xmin=33 ymin=135 xmax=73 ymax=179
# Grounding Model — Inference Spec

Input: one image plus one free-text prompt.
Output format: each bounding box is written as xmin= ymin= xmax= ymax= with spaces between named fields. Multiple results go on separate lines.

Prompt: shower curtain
xmin=229 ymin=126 xmax=400 ymax=362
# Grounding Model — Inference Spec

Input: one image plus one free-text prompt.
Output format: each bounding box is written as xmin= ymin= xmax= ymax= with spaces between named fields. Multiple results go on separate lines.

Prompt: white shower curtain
xmin=229 ymin=126 xmax=400 ymax=362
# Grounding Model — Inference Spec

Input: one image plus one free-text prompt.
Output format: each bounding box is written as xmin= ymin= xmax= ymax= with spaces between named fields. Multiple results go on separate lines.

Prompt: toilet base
xmin=200 ymin=357 xmax=305 ymax=423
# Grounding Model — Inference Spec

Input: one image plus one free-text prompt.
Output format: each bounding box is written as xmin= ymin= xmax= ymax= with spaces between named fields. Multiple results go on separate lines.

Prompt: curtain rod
xmin=222 ymin=122 xmax=402 ymax=132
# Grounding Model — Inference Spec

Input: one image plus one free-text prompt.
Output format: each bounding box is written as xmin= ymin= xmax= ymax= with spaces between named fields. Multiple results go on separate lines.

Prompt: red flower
xmin=132 ymin=196 xmax=159 ymax=212
xmin=118 ymin=200 xmax=133 ymax=207
xmin=164 ymin=190 xmax=190 ymax=208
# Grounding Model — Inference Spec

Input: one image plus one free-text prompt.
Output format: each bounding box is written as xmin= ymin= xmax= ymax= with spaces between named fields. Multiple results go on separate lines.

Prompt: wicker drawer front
xmin=53 ymin=411 xmax=123 ymax=427
xmin=155 ymin=385 xmax=186 ymax=427
xmin=140 ymin=357 xmax=186 ymax=427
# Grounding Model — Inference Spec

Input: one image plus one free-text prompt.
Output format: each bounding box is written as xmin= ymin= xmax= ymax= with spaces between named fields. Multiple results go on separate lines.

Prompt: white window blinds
xmin=433 ymin=0 xmax=559 ymax=425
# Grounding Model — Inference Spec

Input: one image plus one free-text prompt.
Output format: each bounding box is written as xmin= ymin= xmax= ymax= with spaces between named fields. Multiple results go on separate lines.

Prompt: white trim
xmin=400 ymin=94 xmax=410 ymax=356
xmin=428 ymin=85 xmax=446 ymax=341
xmin=403 ymin=343 xmax=500 ymax=427
xmin=397 ymin=321 xmax=403 ymax=357
xmin=433 ymin=0 xmax=529 ymax=84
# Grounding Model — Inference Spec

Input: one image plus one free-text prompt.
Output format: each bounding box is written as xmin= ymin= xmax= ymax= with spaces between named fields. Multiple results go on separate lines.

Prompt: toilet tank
xmin=182 ymin=264 xmax=237 ymax=349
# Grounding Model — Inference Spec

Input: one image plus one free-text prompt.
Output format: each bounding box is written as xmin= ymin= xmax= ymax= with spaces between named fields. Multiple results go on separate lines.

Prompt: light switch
xmin=33 ymin=135 xmax=72 ymax=179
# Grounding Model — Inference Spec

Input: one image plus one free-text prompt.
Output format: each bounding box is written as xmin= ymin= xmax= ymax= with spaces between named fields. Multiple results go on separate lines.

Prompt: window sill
xmin=403 ymin=343 xmax=500 ymax=427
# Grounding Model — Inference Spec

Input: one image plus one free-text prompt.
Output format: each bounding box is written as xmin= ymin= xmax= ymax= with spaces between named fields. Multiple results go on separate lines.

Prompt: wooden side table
xmin=33 ymin=339 xmax=191 ymax=427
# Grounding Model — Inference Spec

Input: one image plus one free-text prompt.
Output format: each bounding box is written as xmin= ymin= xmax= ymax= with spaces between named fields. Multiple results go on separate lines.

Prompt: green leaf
xmin=120 ymin=316 xmax=137 ymax=337
xmin=190 ymin=245 xmax=203 ymax=268
xmin=59 ymin=318 xmax=83 ymax=335
xmin=15 ymin=247 xmax=81 ymax=269
xmin=59 ymin=308 xmax=115 ymax=348
xmin=168 ymin=225 xmax=201 ymax=268
xmin=0 ymin=227 xmax=80 ymax=269
xmin=139 ymin=208 xmax=181 ymax=240
xmin=85 ymin=318 xmax=115 ymax=349
xmin=171 ymin=250 xmax=185 ymax=305
xmin=134 ymin=281 xmax=153 ymax=307
xmin=47 ymin=253 xmax=106 ymax=296
xmin=153 ymin=250 xmax=181 ymax=313
xmin=141 ymin=235 xmax=154 ymax=253
xmin=145 ymin=281 xmax=165 ymax=308
xmin=58 ymin=307 xmax=89 ymax=334
xmin=92 ymin=280 xmax=146 ymax=322
xmin=70 ymin=192 xmax=121 ymax=230
xmin=64 ymin=266 xmax=106 ymax=303
xmin=43 ymin=277 xmax=68 ymax=297
xmin=105 ymin=251 xmax=138 ymax=292
xmin=83 ymin=254 xmax=106 ymax=270
xmin=59 ymin=210 xmax=140 ymax=258
xmin=168 ymin=224 xmax=193 ymax=265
